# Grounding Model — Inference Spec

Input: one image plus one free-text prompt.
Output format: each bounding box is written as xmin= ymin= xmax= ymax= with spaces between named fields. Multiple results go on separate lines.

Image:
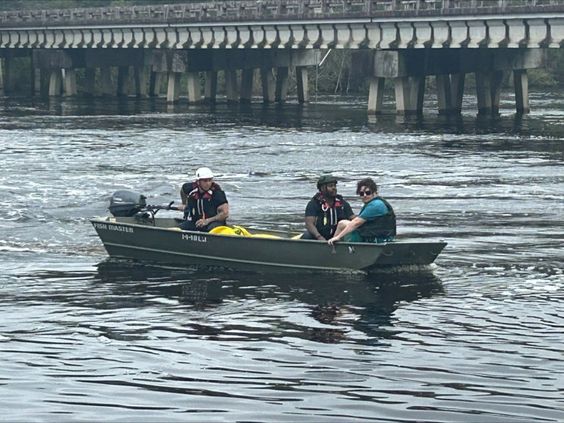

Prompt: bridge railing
xmin=1 ymin=0 xmax=564 ymax=28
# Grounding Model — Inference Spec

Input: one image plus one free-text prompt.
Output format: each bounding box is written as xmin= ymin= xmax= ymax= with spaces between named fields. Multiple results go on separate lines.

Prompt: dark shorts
xmin=301 ymin=231 xmax=328 ymax=240
xmin=179 ymin=220 xmax=225 ymax=233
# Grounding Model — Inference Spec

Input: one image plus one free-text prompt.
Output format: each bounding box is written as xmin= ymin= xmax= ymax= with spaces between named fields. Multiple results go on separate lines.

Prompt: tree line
xmin=0 ymin=0 xmax=192 ymax=10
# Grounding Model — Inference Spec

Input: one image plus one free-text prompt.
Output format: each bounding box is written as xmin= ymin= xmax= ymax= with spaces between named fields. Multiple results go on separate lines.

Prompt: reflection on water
xmin=3 ymin=258 xmax=562 ymax=422
xmin=94 ymin=260 xmax=444 ymax=345
xmin=1 ymin=94 xmax=563 ymax=138
xmin=0 ymin=94 xmax=563 ymax=422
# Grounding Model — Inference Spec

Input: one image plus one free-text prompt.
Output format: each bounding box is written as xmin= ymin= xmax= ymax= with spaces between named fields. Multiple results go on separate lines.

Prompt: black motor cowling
xmin=109 ymin=191 xmax=147 ymax=217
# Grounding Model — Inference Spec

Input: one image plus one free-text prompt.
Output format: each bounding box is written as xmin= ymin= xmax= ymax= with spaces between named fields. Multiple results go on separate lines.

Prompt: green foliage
xmin=528 ymin=69 xmax=558 ymax=88
xmin=6 ymin=57 xmax=32 ymax=92
xmin=544 ymin=49 xmax=564 ymax=85
xmin=0 ymin=0 xmax=87 ymax=10
xmin=311 ymin=50 xmax=369 ymax=95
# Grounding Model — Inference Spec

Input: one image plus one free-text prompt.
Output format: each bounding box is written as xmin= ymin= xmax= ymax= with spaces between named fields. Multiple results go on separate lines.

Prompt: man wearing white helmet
xmin=178 ymin=167 xmax=229 ymax=232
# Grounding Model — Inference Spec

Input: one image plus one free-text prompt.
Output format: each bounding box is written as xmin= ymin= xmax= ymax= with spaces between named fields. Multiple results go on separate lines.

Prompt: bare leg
xmin=333 ymin=220 xmax=351 ymax=238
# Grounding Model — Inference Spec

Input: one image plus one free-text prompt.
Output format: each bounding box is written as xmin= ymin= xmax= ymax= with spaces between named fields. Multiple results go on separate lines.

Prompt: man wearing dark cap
xmin=302 ymin=175 xmax=355 ymax=240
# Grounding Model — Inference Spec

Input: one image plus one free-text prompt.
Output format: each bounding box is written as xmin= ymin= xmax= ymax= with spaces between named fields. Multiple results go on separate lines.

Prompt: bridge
xmin=1 ymin=0 xmax=563 ymax=115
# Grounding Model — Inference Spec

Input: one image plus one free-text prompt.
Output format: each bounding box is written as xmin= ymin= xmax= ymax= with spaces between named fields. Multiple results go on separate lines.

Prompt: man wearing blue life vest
xmin=303 ymin=175 xmax=355 ymax=240
xmin=178 ymin=167 xmax=229 ymax=232
xmin=327 ymin=177 xmax=396 ymax=246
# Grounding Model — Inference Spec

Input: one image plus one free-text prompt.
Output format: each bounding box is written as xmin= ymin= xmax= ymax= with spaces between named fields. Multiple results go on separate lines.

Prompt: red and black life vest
xmin=181 ymin=181 xmax=224 ymax=222
xmin=313 ymin=193 xmax=349 ymax=239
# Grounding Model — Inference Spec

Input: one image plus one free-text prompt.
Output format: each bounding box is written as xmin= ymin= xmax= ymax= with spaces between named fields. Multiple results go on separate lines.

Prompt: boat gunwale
xmin=90 ymin=217 xmax=443 ymax=249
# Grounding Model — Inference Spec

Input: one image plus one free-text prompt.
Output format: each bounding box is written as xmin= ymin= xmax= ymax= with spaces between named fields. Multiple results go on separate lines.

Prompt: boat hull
xmin=91 ymin=217 xmax=446 ymax=272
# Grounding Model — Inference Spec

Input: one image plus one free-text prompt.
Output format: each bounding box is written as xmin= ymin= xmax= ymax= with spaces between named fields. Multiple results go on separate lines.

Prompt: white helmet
xmin=195 ymin=167 xmax=214 ymax=179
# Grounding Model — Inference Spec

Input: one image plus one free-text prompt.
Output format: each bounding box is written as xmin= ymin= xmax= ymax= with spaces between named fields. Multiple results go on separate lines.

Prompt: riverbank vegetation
xmin=0 ymin=0 xmax=193 ymax=9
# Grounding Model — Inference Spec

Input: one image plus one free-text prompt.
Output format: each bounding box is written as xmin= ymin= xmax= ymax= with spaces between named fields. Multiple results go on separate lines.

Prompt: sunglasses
xmin=359 ymin=190 xmax=372 ymax=197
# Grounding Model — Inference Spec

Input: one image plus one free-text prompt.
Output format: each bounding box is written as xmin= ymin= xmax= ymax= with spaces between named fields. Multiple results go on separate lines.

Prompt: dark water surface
xmin=0 ymin=93 xmax=562 ymax=422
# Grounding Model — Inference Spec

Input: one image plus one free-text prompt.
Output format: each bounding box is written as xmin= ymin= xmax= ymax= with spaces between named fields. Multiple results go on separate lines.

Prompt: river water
xmin=0 ymin=92 xmax=562 ymax=422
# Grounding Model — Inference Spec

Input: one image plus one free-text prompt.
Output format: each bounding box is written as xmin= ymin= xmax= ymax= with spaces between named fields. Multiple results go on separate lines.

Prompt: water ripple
xmin=0 ymin=95 xmax=563 ymax=421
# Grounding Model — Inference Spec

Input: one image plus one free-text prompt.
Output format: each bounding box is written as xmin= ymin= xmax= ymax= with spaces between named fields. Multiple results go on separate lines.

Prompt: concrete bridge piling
xmin=0 ymin=0 xmax=563 ymax=115
xmin=19 ymin=48 xmax=318 ymax=104
xmin=360 ymin=48 xmax=542 ymax=116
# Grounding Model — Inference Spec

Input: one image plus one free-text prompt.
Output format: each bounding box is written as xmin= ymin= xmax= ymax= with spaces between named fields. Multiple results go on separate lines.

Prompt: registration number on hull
xmin=181 ymin=233 xmax=207 ymax=243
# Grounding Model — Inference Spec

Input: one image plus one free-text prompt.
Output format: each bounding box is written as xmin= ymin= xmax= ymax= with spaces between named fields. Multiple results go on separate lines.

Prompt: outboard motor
xmin=109 ymin=191 xmax=147 ymax=217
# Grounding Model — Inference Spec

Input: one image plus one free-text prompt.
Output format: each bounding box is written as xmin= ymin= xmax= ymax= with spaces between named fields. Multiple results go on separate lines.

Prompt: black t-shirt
xmin=305 ymin=194 xmax=354 ymax=239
